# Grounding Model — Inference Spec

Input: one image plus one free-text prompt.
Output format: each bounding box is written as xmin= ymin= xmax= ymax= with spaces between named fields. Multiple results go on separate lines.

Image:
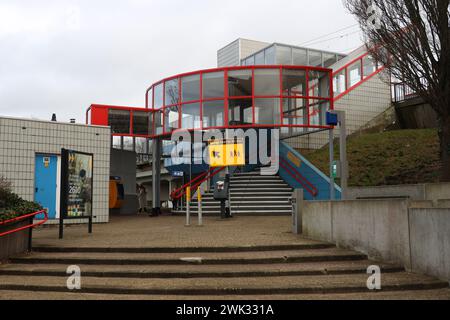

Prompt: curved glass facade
xmin=146 ymin=65 xmax=333 ymax=137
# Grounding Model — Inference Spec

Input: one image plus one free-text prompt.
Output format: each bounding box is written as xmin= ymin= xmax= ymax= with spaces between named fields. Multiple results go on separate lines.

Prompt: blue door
xmin=35 ymin=154 xmax=58 ymax=219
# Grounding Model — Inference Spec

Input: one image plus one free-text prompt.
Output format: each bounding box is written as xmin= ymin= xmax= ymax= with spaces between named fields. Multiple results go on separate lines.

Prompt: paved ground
xmin=32 ymin=215 xmax=313 ymax=248
xmin=0 ymin=214 xmax=448 ymax=300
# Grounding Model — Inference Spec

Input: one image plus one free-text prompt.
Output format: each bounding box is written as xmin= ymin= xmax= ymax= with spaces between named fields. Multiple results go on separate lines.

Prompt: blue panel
xmin=326 ymin=112 xmax=338 ymax=126
xmin=279 ymin=141 xmax=341 ymax=201
xmin=35 ymin=155 xmax=58 ymax=219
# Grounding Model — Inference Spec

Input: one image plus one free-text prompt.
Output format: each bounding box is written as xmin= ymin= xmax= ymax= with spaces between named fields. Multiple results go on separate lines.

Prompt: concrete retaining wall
xmin=347 ymin=182 xmax=450 ymax=205
xmin=302 ymin=199 xmax=450 ymax=281
xmin=409 ymin=208 xmax=450 ymax=282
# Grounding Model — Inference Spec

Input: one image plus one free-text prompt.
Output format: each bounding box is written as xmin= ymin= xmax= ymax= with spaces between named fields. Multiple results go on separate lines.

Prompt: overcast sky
xmin=0 ymin=0 xmax=363 ymax=123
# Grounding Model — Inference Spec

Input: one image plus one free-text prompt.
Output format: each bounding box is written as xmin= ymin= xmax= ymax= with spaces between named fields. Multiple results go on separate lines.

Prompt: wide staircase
xmin=0 ymin=242 xmax=449 ymax=299
xmin=179 ymin=170 xmax=293 ymax=216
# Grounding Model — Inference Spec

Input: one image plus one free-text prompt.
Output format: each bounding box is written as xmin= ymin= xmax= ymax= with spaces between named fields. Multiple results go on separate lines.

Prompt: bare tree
xmin=344 ymin=0 xmax=450 ymax=180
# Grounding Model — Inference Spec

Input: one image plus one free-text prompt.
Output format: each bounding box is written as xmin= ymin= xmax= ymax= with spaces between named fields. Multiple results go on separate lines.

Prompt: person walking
xmin=170 ymin=187 xmax=178 ymax=211
xmin=138 ymin=184 xmax=148 ymax=214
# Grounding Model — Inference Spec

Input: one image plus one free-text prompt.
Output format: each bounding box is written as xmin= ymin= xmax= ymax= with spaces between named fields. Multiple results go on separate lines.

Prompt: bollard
xmin=186 ymin=187 xmax=191 ymax=226
xmin=197 ymin=186 xmax=203 ymax=226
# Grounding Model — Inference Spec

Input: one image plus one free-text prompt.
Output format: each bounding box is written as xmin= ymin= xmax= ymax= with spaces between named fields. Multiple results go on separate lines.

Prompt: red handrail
xmin=280 ymin=158 xmax=318 ymax=197
xmin=0 ymin=210 xmax=48 ymax=238
xmin=171 ymin=167 xmax=226 ymax=200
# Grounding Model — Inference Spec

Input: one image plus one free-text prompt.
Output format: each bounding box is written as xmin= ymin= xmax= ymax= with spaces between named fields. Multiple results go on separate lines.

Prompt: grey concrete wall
xmin=303 ymin=201 xmax=332 ymax=242
xmin=302 ymin=199 xmax=450 ymax=281
xmin=347 ymin=184 xmax=425 ymax=200
xmin=347 ymin=183 xmax=450 ymax=205
xmin=409 ymin=208 xmax=450 ymax=281
xmin=425 ymin=183 xmax=450 ymax=204
xmin=303 ymin=200 xmax=411 ymax=268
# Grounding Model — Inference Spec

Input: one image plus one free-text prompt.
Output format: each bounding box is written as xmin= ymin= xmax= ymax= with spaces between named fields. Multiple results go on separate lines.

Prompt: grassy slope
xmin=303 ymin=129 xmax=441 ymax=187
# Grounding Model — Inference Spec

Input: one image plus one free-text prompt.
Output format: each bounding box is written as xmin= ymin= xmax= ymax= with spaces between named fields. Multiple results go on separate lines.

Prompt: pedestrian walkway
xmin=0 ymin=215 xmax=449 ymax=300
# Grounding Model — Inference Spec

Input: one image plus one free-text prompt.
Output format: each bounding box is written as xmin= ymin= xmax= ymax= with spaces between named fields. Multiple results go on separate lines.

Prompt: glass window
xmin=323 ymin=53 xmax=337 ymax=68
xmin=154 ymin=110 xmax=163 ymax=135
xmin=135 ymin=138 xmax=148 ymax=154
xmin=255 ymin=98 xmax=280 ymax=125
xmin=202 ymin=100 xmax=224 ymax=128
xmin=309 ymin=71 xmax=330 ymax=98
xmin=333 ymin=69 xmax=346 ymax=95
xmin=182 ymin=74 xmax=200 ymax=102
xmin=245 ymin=56 xmax=255 ymax=66
xmin=229 ymin=99 xmax=253 ymax=126
xmin=108 ymin=109 xmax=130 ymax=134
xmin=255 ymin=51 xmax=264 ymax=65
xmin=228 ymin=70 xmax=252 ymax=97
xmin=264 ymin=46 xmax=275 ymax=65
xmin=276 ymin=45 xmax=292 ymax=65
xmin=148 ymin=112 xmax=154 ymax=136
xmin=164 ymin=106 xmax=179 ymax=132
xmin=181 ymin=102 xmax=201 ymax=129
xmin=254 ymin=69 xmax=280 ymax=96
xmin=309 ymin=50 xmax=322 ymax=67
xmin=348 ymin=60 xmax=362 ymax=87
xmin=282 ymin=98 xmax=308 ymax=126
xmin=165 ymin=79 xmax=179 ymax=106
xmin=112 ymin=136 xmax=122 ymax=149
xmin=363 ymin=55 xmax=376 ymax=78
xmin=123 ymin=137 xmax=134 ymax=151
xmin=133 ymin=111 xmax=149 ymax=135
xmin=203 ymin=72 xmax=224 ymax=99
xmin=282 ymin=69 xmax=306 ymax=97
xmin=309 ymin=100 xmax=329 ymax=126
xmin=282 ymin=98 xmax=308 ymax=137
xmin=293 ymin=48 xmax=307 ymax=65
xmin=154 ymin=83 xmax=163 ymax=109
xmin=147 ymin=88 xmax=153 ymax=109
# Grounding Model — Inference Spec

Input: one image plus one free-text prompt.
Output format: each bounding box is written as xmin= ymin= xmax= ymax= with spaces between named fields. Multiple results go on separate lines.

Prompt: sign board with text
xmin=208 ymin=139 xmax=245 ymax=167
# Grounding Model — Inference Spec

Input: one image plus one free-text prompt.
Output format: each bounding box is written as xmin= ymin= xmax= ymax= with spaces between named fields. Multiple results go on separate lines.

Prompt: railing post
xmin=197 ymin=186 xmax=203 ymax=226
xmin=186 ymin=186 xmax=191 ymax=226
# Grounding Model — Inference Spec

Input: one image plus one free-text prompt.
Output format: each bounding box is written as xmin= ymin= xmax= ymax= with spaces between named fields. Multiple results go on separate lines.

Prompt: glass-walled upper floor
xmin=145 ymin=65 xmax=333 ymax=137
xmin=241 ymin=43 xmax=346 ymax=68
xmin=87 ymin=66 xmax=334 ymax=141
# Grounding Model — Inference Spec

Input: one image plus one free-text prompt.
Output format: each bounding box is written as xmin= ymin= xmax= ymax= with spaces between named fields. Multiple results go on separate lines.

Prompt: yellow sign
xmin=209 ymin=142 xmax=245 ymax=167
xmin=287 ymin=151 xmax=302 ymax=168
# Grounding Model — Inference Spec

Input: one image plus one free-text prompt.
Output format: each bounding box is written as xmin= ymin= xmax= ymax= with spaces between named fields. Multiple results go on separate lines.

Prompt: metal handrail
xmin=0 ymin=210 xmax=48 ymax=238
xmin=280 ymin=158 xmax=318 ymax=197
xmin=171 ymin=167 xmax=226 ymax=200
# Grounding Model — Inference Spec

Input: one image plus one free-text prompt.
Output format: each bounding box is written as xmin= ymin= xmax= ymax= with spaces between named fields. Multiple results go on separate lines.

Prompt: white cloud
xmin=0 ymin=0 xmax=362 ymax=123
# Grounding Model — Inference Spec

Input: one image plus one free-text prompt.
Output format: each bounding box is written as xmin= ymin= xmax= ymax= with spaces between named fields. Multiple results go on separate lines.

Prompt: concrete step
xmin=0 ymin=260 xmax=403 ymax=278
xmin=10 ymin=248 xmax=368 ymax=265
xmin=2 ymin=288 xmax=450 ymax=300
xmin=0 ymin=272 xmax=446 ymax=295
xmin=231 ymin=188 xmax=293 ymax=192
xmin=32 ymin=243 xmax=334 ymax=253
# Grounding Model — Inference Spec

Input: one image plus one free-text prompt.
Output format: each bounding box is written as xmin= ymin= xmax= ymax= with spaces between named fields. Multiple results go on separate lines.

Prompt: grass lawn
xmin=304 ymin=129 xmax=441 ymax=187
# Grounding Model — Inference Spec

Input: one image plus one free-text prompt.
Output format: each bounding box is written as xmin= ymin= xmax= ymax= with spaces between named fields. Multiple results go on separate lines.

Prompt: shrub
xmin=0 ymin=177 xmax=42 ymax=222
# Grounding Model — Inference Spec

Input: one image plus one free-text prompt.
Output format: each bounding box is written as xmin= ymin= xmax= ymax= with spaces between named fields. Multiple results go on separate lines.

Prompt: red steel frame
xmin=333 ymin=51 xmax=386 ymax=101
xmin=0 ymin=210 xmax=48 ymax=238
xmin=87 ymin=65 xmax=334 ymax=139
xmin=87 ymin=52 xmax=384 ymax=139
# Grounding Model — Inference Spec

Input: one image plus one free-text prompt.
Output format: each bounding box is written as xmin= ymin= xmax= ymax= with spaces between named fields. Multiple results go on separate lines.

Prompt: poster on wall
xmin=60 ymin=149 xmax=94 ymax=219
